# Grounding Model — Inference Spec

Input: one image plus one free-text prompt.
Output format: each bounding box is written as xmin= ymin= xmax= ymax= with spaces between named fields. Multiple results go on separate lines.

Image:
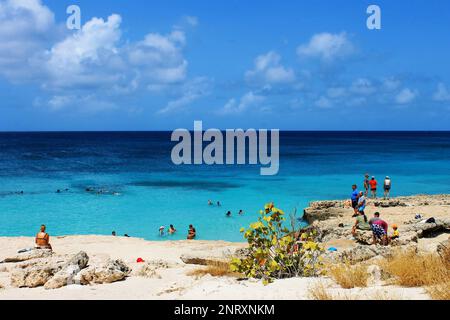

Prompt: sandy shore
xmin=0 ymin=235 xmax=430 ymax=300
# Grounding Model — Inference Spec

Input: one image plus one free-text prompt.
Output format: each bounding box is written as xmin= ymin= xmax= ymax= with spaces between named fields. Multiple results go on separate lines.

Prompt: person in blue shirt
xmin=351 ymin=184 xmax=359 ymax=215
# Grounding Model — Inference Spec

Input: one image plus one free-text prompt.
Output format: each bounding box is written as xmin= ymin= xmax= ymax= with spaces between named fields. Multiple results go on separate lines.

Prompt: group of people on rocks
xmin=350 ymin=175 xmax=398 ymax=245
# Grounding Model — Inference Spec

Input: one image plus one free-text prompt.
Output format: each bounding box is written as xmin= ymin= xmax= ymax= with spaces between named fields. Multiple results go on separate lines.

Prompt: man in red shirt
xmin=369 ymin=176 xmax=377 ymax=199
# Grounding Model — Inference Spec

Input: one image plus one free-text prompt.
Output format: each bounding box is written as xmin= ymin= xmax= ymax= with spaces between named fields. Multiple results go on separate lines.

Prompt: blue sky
xmin=0 ymin=0 xmax=450 ymax=131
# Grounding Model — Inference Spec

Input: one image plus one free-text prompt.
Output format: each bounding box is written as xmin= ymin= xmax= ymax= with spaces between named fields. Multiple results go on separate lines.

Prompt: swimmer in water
xmin=217 ymin=201 xmax=221 ymax=207
xmin=159 ymin=226 xmax=165 ymax=236
xmin=187 ymin=225 xmax=196 ymax=240
xmin=238 ymin=210 xmax=244 ymax=215
xmin=208 ymin=200 xmax=213 ymax=206
xmin=169 ymin=224 xmax=176 ymax=234
xmin=112 ymin=231 xmax=116 ymax=236
xmin=226 ymin=211 xmax=231 ymax=217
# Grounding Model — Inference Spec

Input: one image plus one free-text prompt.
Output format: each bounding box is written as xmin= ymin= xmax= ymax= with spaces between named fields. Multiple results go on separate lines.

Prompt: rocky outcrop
xmin=303 ymin=201 xmax=346 ymax=223
xmin=7 ymin=251 xmax=130 ymax=289
xmin=327 ymin=243 xmax=418 ymax=263
xmin=43 ymin=251 xmax=90 ymax=289
xmin=74 ymin=259 xmax=130 ymax=285
xmin=133 ymin=260 xmax=175 ymax=278
xmin=403 ymin=218 xmax=450 ymax=236
xmin=1 ymin=249 xmax=52 ymax=263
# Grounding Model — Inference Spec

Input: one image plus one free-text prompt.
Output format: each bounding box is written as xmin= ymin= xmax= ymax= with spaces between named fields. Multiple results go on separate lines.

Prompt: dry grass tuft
xmin=426 ymin=282 xmax=450 ymax=300
xmin=187 ymin=260 xmax=242 ymax=278
xmin=327 ymin=262 xmax=369 ymax=289
xmin=379 ymin=251 xmax=449 ymax=287
xmin=308 ymin=281 xmax=334 ymax=300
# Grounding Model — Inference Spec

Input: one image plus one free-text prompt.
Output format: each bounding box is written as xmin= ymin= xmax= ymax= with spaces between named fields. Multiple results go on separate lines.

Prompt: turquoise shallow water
xmin=0 ymin=131 xmax=449 ymax=241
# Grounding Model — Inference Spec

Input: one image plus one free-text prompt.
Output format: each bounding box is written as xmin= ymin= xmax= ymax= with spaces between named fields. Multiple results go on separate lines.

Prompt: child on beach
xmin=390 ymin=224 xmax=399 ymax=240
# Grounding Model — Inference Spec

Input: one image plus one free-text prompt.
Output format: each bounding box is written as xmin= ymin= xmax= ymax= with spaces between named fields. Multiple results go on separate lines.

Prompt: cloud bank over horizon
xmin=0 ymin=0 xmax=449 ymax=130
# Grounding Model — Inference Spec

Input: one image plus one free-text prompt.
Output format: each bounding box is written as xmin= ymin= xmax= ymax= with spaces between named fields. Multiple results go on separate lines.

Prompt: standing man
xmin=363 ymin=173 xmax=370 ymax=196
xmin=351 ymin=184 xmax=359 ymax=215
xmin=369 ymin=176 xmax=378 ymax=199
xmin=384 ymin=176 xmax=392 ymax=200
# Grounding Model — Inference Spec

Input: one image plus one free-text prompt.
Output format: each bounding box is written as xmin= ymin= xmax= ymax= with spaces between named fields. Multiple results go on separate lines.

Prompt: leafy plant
xmin=230 ymin=202 xmax=324 ymax=284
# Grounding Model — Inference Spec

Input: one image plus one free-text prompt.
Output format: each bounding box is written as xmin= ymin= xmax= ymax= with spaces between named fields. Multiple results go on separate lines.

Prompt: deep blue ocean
xmin=0 ymin=131 xmax=449 ymax=241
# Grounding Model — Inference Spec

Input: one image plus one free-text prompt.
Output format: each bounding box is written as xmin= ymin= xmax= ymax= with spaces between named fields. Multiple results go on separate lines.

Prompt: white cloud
xmin=350 ymin=78 xmax=376 ymax=95
xmin=327 ymin=87 xmax=347 ymax=98
xmin=0 ymin=2 xmax=198 ymax=113
xmin=315 ymin=96 xmax=333 ymax=108
xmin=297 ymin=32 xmax=354 ymax=62
xmin=44 ymin=14 xmax=123 ymax=90
xmin=129 ymin=30 xmax=188 ymax=86
xmin=382 ymin=77 xmax=401 ymax=91
xmin=220 ymin=91 xmax=265 ymax=114
xmin=158 ymin=77 xmax=212 ymax=114
xmin=245 ymin=51 xmax=295 ymax=85
xmin=395 ymin=88 xmax=418 ymax=104
xmin=432 ymin=83 xmax=450 ymax=102
xmin=0 ymin=0 xmax=56 ymax=80
xmin=184 ymin=16 xmax=198 ymax=27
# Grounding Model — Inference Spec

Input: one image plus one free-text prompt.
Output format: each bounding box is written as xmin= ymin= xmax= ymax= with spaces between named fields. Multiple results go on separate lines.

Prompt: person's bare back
xmin=35 ymin=225 xmax=52 ymax=250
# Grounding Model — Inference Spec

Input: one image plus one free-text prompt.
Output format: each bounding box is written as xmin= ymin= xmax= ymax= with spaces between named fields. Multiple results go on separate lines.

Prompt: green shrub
xmin=230 ymin=202 xmax=324 ymax=284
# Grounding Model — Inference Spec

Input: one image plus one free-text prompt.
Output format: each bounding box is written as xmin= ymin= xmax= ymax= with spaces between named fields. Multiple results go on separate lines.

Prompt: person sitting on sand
xmin=187 ymin=225 xmax=196 ymax=240
xmin=169 ymin=224 xmax=176 ymax=234
xmin=35 ymin=224 xmax=52 ymax=250
xmin=226 ymin=211 xmax=231 ymax=217
xmin=383 ymin=176 xmax=392 ymax=200
xmin=352 ymin=210 xmax=371 ymax=236
xmin=369 ymin=212 xmax=388 ymax=245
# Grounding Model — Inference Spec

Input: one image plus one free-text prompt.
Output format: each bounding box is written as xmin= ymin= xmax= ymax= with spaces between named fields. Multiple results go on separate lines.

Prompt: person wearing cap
xmin=383 ymin=176 xmax=392 ymax=200
xmin=369 ymin=176 xmax=378 ymax=199
xmin=389 ymin=224 xmax=399 ymax=241
xmin=363 ymin=173 xmax=370 ymax=196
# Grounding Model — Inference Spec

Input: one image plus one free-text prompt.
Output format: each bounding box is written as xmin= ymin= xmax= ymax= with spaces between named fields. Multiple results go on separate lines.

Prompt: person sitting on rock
xmin=352 ymin=210 xmax=371 ymax=236
xmin=35 ymin=224 xmax=52 ymax=250
xmin=389 ymin=224 xmax=400 ymax=241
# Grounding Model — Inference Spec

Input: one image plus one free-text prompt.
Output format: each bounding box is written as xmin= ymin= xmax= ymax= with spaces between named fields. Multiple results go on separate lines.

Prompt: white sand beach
xmin=0 ymin=235 xmax=430 ymax=300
